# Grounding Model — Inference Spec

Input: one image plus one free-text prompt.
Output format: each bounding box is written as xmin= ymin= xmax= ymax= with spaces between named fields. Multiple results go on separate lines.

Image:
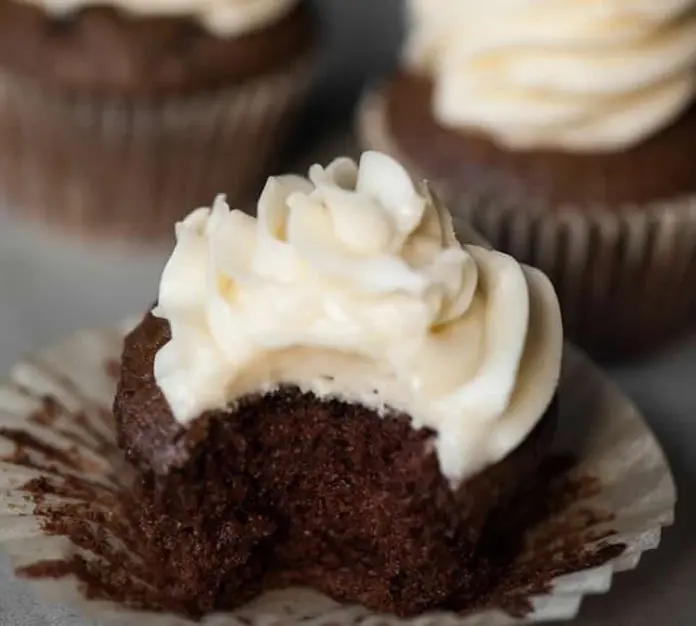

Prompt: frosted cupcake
xmin=359 ymin=0 xmax=696 ymax=359
xmin=114 ymin=152 xmax=564 ymax=616
xmin=0 ymin=0 xmax=317 ymax=240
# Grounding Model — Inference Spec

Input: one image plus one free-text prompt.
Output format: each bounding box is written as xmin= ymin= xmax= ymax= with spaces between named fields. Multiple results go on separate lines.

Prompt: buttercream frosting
xmin=406 ymin=0 xmax=696 ymax=151
xmin=20 ymin=0 xmax=299 ymax=37
xmin=153 ymin=152 xmax=563 ymax=485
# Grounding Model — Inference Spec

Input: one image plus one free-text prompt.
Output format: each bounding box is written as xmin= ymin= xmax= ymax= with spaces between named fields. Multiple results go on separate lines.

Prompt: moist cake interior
xmin=116 ymin=313 xmax=556 ymax=617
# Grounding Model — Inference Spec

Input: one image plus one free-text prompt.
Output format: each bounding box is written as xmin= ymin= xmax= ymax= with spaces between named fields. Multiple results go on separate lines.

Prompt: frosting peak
xmin=406 ymin=0 xmax=696 ymax=151
xmin=154 ymin=152 xmax=563 ymax=484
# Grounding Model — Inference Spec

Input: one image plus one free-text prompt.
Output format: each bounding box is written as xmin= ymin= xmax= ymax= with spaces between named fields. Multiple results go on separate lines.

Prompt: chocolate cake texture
xmin=0 ymin=1 xmax=318 ymax=240
xmin=0 ymin=0 xmax=316 ymax=95
xmin=113 ymin=311 xmax=558 ymax=617
xmin=110 ymin=149 xmax=566 ymax=615
xmin=0 ymin=345 xmax=627 ymax=622
xmin=383 ymin=71 xmax=696 ymax=208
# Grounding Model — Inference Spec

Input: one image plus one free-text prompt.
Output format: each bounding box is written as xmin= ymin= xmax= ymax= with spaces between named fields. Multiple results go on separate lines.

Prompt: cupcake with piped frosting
xmin=0 ymin=0 xmax=317 ymax=240
xmin=114 ymin=151 xmax=564 ymax=616
xmin=359 ymin=0 xmax=696 ymax=359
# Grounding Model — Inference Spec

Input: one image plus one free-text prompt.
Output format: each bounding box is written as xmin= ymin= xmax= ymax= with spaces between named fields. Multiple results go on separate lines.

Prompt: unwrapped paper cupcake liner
xmin=0 ymin=56 xmax=314 ymax=242
xmin=358 ymin=90 xmax=696 ymax=360
xmin=0 ymin=315 xmax=676 ymax=625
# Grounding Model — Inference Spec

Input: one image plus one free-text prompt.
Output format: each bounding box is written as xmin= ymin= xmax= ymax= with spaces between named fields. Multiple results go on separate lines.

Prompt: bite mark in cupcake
xmin=150 ymin=151 xmax=563 ymax=484
xmin=113 ymin=151 xmax=565 ymax=615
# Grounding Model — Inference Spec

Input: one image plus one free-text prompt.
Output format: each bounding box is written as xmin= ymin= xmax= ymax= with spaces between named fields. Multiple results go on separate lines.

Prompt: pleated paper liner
xmin=0 ymin=312 xmax=675 ymax=626
xmin=357 ymin=90 xmax=696 ymax=361
xmin=0 ymin=54 xmax=314 ymax=243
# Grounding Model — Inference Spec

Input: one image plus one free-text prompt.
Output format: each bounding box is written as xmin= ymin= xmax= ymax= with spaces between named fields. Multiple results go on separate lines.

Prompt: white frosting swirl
xmin=406 ymin=0 xmax=696 ymax=151
xmin=20 ymin=0 xmax=298 ymax=37
xmin=153 ymin=152 xmax=563 ymax=484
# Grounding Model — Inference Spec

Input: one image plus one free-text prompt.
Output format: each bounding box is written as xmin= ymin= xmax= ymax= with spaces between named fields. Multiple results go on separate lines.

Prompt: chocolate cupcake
xmin=113 ymin=152 xmax=564 ymax=616
xmin=359 ymin=0 xmax=696 ymax=359
xmin=0 ymin=0 xmax=317 ymax=240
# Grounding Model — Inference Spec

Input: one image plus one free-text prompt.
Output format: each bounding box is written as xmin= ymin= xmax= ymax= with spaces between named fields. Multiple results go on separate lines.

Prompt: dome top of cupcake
xmin=405 ymin=0 xmax=696 ymax=151
xmin=153 ymin=152 xmax=563 ymax=484
xmin=20 ymin=0 xmax=299 ymax=36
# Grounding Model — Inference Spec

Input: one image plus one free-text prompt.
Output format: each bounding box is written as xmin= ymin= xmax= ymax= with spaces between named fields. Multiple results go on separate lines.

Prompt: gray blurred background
xmin=0 ymin=1 xmax=694 ymax=624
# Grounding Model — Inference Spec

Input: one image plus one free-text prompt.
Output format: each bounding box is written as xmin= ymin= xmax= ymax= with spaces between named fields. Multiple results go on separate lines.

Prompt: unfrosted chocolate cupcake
xmin=113 ymin=152 xmax=564 ymax=616
xmin=0 ymin=0 xmax=317 ymax=240
xmin=359 ymin=0 xmax=696 ymax=359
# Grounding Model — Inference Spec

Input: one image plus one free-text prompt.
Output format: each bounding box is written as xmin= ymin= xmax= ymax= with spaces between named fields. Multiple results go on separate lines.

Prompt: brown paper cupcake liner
xmin=358 ymin=91 xmax=696 ymax=360
xmin=0 ymin=322 xmax=676 ymax=625
xmin=0 ymin=55 xmax=314 ymax=242
xmin=461 ymin=194 xmax=696 ymax=360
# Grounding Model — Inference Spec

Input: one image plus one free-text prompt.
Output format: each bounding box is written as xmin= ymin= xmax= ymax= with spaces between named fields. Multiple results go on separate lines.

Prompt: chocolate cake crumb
xmin=28 ymin=397 xmax=61 ymax=427
xmin=0 ymin=1 xmax=317 ymax=95
xmin=1 ymin=335 xmax=626 ymax=621
xmin=0 ymin=428 xmax=82 ymax=470
xmin=18 ymin=559 xmax=75 ymax=580
xmin=104 ymin=359 xmax=121 ymax=382
xmin=6 ymin=413 xmax=625 ymax=621
xmin=452 ymin=456 xmax=622 ymax=617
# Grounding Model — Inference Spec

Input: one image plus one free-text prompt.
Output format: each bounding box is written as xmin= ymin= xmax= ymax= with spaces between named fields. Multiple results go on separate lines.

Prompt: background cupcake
xmin=0 ymin=0 xmax=317 ymax=241
xmin=359 ymin=0 xmax=696 ymax=360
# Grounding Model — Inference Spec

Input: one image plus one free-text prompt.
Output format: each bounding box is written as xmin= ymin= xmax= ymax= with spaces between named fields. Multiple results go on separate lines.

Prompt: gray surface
xmin=0 ymin=0 xmax=695 ymax=623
